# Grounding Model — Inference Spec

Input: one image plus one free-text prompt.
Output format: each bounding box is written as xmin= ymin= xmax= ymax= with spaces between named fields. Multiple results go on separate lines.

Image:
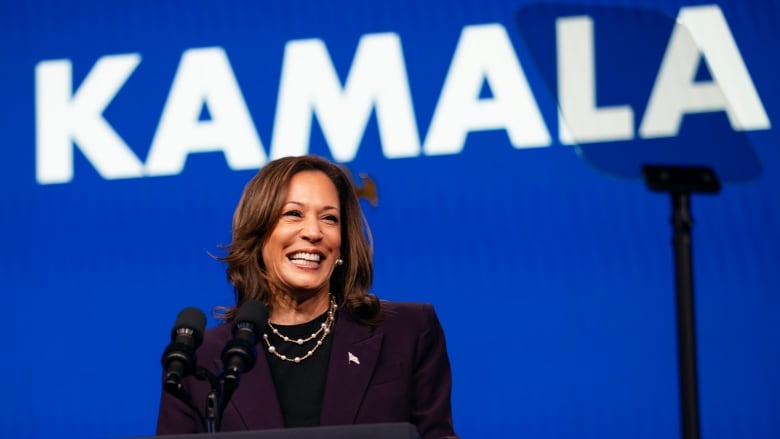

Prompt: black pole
xmin=671 ymin=191 xmax=700 ymax=439
xmin=193 ymin=366 xmax=221 ymax=433
xmin=642 ymin=165 xmax=719 ymax=439
xmin=206 ymin=389 xmax=219 ymax=433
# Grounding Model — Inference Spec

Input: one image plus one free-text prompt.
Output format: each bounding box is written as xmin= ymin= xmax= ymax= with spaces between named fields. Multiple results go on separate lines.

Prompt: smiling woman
xmin=156 ymin=155 xmax=458 ymax=439
xmin=218 ymin=155 xmax=378 ymax=326
xmin=261 ymin=171 xmax=344 ymax=307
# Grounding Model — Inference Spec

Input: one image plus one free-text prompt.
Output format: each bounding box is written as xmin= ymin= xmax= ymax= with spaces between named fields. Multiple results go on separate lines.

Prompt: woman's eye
xmin=323 ymin=215 xmax=339 ymax=224
xmin=283 ymin=210 xmax=302 ymax=218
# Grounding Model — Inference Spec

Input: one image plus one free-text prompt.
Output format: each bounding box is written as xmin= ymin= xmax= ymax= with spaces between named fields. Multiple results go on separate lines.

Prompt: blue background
xmin=1 ymin=0 xmax=778 ymax=438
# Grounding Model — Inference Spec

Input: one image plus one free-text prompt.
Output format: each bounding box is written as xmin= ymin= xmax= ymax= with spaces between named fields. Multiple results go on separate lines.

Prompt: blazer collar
xmin=215 ymin=337 xmax=285 ymax=430
xmin=217 ymin=310 xmax=383 ymax=429
xmin=320 ymin=311 xmax=383 ymax=425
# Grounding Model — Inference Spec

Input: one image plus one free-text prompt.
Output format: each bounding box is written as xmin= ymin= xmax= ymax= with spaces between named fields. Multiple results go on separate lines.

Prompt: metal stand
xmin=642 ymin=165 xmax=720 ymax=439
xmin=167 ymin=365 xmax=244 ymax=433
xmin=194 ymin=366 xmax=221 ymax=433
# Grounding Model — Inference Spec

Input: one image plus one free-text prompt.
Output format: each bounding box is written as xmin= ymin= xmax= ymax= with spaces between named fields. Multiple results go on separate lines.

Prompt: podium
xmin=131 ymin=423 xmax=419 ymax=439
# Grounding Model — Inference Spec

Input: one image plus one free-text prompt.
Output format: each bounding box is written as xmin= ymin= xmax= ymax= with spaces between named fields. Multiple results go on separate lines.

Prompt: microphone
xmin=161 ymin=307 xmax=207 ymax=393
xmin=220 ymin=300 xmax=268 ymax=396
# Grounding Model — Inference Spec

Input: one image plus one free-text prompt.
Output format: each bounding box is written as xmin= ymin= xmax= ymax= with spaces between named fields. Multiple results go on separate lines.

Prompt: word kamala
xmin=35 ymin=5 xmax=769 ymax=184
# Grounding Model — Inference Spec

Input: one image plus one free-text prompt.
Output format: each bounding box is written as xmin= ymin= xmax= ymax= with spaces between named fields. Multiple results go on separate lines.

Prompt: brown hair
xmin=217 ymin=155 xmax=380 ymax=324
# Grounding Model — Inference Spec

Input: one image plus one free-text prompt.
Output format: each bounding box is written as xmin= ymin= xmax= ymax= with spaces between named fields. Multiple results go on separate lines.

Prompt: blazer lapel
xmin=320 ymin=312 xmax=383 ymax=425
xmin=214 ymin=350 xmax=285 ymax=430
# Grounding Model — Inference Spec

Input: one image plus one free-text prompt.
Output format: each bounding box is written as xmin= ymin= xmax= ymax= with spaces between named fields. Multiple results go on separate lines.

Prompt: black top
xmin=263 ymin=310 xmax=333 ymax=428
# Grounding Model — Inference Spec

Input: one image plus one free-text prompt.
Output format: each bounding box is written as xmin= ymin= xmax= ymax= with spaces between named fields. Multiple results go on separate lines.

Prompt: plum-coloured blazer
xmin=156 ymin=302 xmax=458 ymax=439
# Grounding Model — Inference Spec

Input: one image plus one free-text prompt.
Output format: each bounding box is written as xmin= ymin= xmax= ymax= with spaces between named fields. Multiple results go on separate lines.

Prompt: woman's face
xmin=262 ymin=170 xmax=342 ymax=297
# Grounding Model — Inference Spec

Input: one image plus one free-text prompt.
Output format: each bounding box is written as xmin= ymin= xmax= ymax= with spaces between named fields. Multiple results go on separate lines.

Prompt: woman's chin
xmin=282 ymin=281 xmax=329 ymax=297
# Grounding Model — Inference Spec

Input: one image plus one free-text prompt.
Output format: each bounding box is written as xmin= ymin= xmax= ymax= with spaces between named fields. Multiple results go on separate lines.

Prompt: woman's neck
xmin=269 ymin=290 xmax=331 ymax=325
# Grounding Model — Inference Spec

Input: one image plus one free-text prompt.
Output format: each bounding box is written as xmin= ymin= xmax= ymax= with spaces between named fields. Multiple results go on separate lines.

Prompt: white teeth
xmin=290 ymin=252 xmax=321 ymax=262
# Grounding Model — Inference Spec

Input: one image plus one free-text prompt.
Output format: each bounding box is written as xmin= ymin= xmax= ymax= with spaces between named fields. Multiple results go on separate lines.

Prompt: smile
xmin=288 ymin=251 xmax=323 ymax=267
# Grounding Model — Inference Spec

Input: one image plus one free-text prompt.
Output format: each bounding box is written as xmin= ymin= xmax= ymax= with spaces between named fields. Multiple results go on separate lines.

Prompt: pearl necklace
xmin=263 ymin=296 xmax=337 ymax=364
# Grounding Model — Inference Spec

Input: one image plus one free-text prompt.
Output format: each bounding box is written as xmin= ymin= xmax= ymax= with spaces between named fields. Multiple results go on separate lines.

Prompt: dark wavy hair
xmin=217 ymin=155 xmax=380 ymax=324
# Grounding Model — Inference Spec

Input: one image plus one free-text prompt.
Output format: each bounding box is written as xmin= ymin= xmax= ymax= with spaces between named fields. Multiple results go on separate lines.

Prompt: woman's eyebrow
xmin=284 ymin=201 xmax=339 ymax=211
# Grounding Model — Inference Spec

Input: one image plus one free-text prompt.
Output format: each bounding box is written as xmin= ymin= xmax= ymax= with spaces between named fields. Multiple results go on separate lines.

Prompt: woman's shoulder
xmin=377 ymin=300 xmax=440 ymax=332
xmin=203 ymin=321 xmax=232 ymax=337
xmin=195 ymin=322 xmax=233 ymax=359
xmin=379 ymin=300 xmax=434 ymax=314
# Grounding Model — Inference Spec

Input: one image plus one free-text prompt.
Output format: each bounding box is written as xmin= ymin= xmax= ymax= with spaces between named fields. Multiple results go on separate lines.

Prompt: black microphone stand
xmin=193 ymin=367 xmax=222 ymax=433
xmin=642 ymin=165 xmax=720 ymax=439
xmin=165 ymin=302 xmax=266 ymax=433
xmin=190 ymin=366 xmax=245 ymax=433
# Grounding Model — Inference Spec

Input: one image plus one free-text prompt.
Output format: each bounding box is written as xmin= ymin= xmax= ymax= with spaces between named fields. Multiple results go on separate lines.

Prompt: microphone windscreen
xmin=172 ymin=307 xmax=207 ymax=343
xmin=233 ymin=300 xmax=268 ymax=335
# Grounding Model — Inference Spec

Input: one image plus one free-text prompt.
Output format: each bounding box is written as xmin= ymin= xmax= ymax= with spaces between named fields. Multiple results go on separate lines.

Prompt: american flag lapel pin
xmin=348 ymin=351 xmax=360 ymax=365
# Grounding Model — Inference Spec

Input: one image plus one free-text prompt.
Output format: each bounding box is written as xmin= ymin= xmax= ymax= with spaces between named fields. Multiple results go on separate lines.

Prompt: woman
xmin=156 ymin=155 xmax=457 ymax=438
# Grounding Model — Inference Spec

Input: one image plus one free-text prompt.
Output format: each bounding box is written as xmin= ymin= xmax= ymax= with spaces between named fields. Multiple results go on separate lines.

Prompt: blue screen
xmin=1 ymin=0 xmax=778 ymax=438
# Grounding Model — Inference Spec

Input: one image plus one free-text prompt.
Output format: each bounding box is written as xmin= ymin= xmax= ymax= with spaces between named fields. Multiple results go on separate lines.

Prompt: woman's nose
xmin=301 ymin=217 xmax=323 ymax=241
